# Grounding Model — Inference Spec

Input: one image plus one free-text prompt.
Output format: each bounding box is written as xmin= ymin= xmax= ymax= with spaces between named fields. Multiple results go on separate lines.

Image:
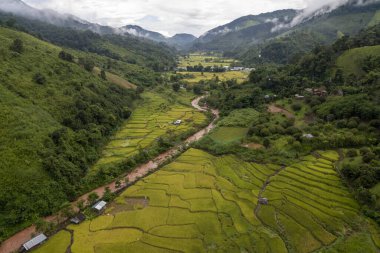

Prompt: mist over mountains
xmin=0 ymin=0 xmax=379 ymax=52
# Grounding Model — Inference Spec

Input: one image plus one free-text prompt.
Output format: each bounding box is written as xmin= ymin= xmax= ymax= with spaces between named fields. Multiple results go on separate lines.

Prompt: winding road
xmin=0 ymin=95 xmax=219 ymax=253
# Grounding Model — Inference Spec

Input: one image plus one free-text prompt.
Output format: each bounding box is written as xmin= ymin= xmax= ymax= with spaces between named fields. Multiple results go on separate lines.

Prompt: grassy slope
xmin=336 ymin=45 xmax=380 ymax=77
xmin=0 ymin=27 xmax=136 ymax=240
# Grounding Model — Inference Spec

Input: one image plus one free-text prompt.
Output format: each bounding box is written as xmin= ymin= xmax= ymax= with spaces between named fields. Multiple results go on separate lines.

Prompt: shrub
xmin=346 ymin=149 xmax=358 ymax=157
xmin=291 ymin=103 xmax=302 ymax=111
xmin=58 ymin=51 xmax=74 ymax=62
xmin=9 ymin=38 xmax=23 ymax=53
xmin=33 ymin=72 xmax=47 ymax=85
xmin=172 ymin=83 xmax=180 ymax=92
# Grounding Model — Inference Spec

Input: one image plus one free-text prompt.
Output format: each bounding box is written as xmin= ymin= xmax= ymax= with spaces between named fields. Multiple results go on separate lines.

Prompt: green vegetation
xmin=33 ymin=230 xmax=71 ymax=253
xmin=0 ymin=12 xmax=177 ymax=72
xmin=210 ymin=127 xmax=248 ymax=144
xmin=336 ymin=45 xmax=380 ymax=77
xmin=86 ymin=92 xmax=207 ymax=181
xmin=173 ymin=54 xmax=248 ymax=85
xmin=34 ymin=149 xmax=377 ymax=252
xmin=0 ymin=25 xmax=143 ymax=241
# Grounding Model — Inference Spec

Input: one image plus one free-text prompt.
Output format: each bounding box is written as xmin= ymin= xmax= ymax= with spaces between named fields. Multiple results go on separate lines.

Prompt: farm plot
xmin=178 ymin=71 xmax=248 ymax=84
xmin=36 ymin=149 xmax=378 ymax=253
xmin=90 ymin=92 xmax=207 ymax=173
xmin=257 ymin=150 xmax=371 ymax=253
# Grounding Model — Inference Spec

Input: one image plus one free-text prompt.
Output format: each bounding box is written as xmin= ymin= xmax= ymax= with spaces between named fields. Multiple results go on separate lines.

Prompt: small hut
xmin=92 ymin=200 xmax=107 ymax=212
xmin=258 ymin=198 xmax=269 ymax=205
xmin=70 ymin=213 xmax=86 ymax=224
xmin=20 ymin=234 xmax=47 ymax=252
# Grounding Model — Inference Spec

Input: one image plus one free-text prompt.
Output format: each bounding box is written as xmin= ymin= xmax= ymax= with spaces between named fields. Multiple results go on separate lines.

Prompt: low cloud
xmin=270 ymin=0 xmax=380 ymax=32
xmin=23 ymin=0 xmax=307 ymax=36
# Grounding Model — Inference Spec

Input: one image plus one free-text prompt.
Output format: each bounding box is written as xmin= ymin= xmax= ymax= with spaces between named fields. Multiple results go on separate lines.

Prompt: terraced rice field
xmin=90 ymin=92 xmax=207 ymax=173
xmin=178 ymin=54 xmax=237 ymax=68
xmin=34 ymin=149 xmax=379 ymax=253
xmin=178 ymin=71 xmax=248 ymax=84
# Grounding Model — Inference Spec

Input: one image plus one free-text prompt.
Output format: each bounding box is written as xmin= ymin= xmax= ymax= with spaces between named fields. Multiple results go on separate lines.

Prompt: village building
xmin=20 ymin=234 xmax=47 ymax=252
xmin=303 ymin=133 xmax=314 ymax=139
xmin=258 ymin=198 xmax=269 ymax=205
xmin=231 ymin=67 xmax=245 ymax=71
xmin=92 ymin=200 xmax=107 ymax=212
xmin=70 ymin=213 xmax=86 ymax=225
xmin=305 ymin=87 xmax=328 ymax=97
xmin=173 ymin=120 xmax=182 ymax=125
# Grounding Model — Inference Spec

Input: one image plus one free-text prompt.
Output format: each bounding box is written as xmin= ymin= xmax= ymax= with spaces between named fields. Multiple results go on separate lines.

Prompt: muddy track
xmin=0 ymin=95 xmax=219 ymax=253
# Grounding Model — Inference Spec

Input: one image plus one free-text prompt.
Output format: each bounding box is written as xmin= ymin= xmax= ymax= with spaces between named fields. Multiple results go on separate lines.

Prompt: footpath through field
xmin=0 ymin=95 xmax=219 ymax=253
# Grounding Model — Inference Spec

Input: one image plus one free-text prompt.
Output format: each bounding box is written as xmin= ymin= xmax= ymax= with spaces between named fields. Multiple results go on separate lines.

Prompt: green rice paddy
xmin=210 ymin=127 xmax=248 ymax=144
xmin=177 ymin=54 xmax=248 ymax=84
xmin=89 ymin=92 xmax=207 ymax=174
xmin=34 ymin=149 xmax=378 ymax=253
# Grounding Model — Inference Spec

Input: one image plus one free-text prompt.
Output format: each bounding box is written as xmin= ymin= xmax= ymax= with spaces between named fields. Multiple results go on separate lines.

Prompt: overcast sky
xmin=22 ymin=0 xmax=348 ymax=36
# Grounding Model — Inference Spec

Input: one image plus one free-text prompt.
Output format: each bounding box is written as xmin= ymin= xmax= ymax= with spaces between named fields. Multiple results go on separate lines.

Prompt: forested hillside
xmin=0 ymin=26 xmax=141 ymax=241
xmin=241 ymin=2 xmax=380 ymax=65
xmin=0 ymin=11 xmax=177 ymax=73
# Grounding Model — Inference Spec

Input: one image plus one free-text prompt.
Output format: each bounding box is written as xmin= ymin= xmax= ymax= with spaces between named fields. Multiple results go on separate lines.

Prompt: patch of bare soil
xmin=268 ymin=104 xmax=294 ymax=119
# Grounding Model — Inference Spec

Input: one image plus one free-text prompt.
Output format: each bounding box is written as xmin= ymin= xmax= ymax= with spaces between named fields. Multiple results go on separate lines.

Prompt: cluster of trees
xmin=341 ymin=147 xmax=380 ymax=223
xmin=185 ymin=64 xmax=226 ymax=73
xmin=315 ymin=95 xmax=380 ymax=121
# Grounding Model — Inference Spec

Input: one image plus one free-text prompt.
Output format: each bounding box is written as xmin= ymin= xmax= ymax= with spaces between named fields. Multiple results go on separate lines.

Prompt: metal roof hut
xmin=92 ymin=200 xmax=107 ymax=212
xmin=21 ymin=234 xmax=47 ymax=252
xmin=258 ymin=198 xmax=269 ymax=205
xmin=70 ymin=213 xmax=86 ymax=224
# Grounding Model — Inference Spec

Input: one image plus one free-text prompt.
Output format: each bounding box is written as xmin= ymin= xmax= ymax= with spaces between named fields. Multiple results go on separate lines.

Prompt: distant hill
xmin=192 ymin=1 xmax=380 ymax=65
xmin=167 ymin=33 xmax=197 ymax=50
xmin=118 ymin=25 xmax=167 ymax=42
xmin=240 ymin=2 xmax=380 ymax=65
xmin=118 ymin=25 xmax=196 ymax=50
xmin=0 ymin=11 xmax=177 ymax=72
xmin=0 ymin=0 xmax=115 ymax=34
xmin=194 ymin=9 xmax=297 ymax=50
xmin=0 ymin=0 xmax=196 ymax=50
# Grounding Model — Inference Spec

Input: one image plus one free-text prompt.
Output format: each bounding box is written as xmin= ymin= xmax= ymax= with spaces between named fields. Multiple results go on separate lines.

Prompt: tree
xmin=100 ymin=69 xmax=107 ymax=80
xmin=87 ymin=192 xmax=99 ymax=205
xmin=172 ymin=83 xmax=180 ymax=92
xmin=193 ymin=85 xmax=203 ymax=95
xmin=79 ymin=57 xmax=95 ymax=72
xmin=33 ymin=73 xmax=47 ymax=85
xmin=60 ymin=202 xmax=74 ymax=220
xmin=103 ymin=187 xmax=114 ymax=202
xmin=136 ymin=86 xmax=144 ymax=95
xmin=9 ymin=38 xmax=23 ymax=54
xmin=263 ymin=138 xmax=271 ymax=149
xmin=58 ymin=51 xmax=74 ymax=62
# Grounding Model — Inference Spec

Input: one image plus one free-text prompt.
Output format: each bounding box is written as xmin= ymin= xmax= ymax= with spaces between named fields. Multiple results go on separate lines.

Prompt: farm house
xmin=92 ymin=200 xmax=107 ymax=212
xmin=20 ymin=234 xmax=47 ymax=252
xmin=258 ymin=198 xmax=269 ymax=205
xmin=70 ymin=213 xmax=86 ymax=224
xmin=173 ymin=120 xmax=182 ymax=125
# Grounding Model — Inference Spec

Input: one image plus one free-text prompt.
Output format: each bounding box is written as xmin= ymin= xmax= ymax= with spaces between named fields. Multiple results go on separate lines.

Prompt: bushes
xmin=9 ymin=38 xmax=23 ymax=53
xmin=58 ymin=51 xmax=74 ymax=62
xmin=33 ymin=72 xmax=47 ymax=85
